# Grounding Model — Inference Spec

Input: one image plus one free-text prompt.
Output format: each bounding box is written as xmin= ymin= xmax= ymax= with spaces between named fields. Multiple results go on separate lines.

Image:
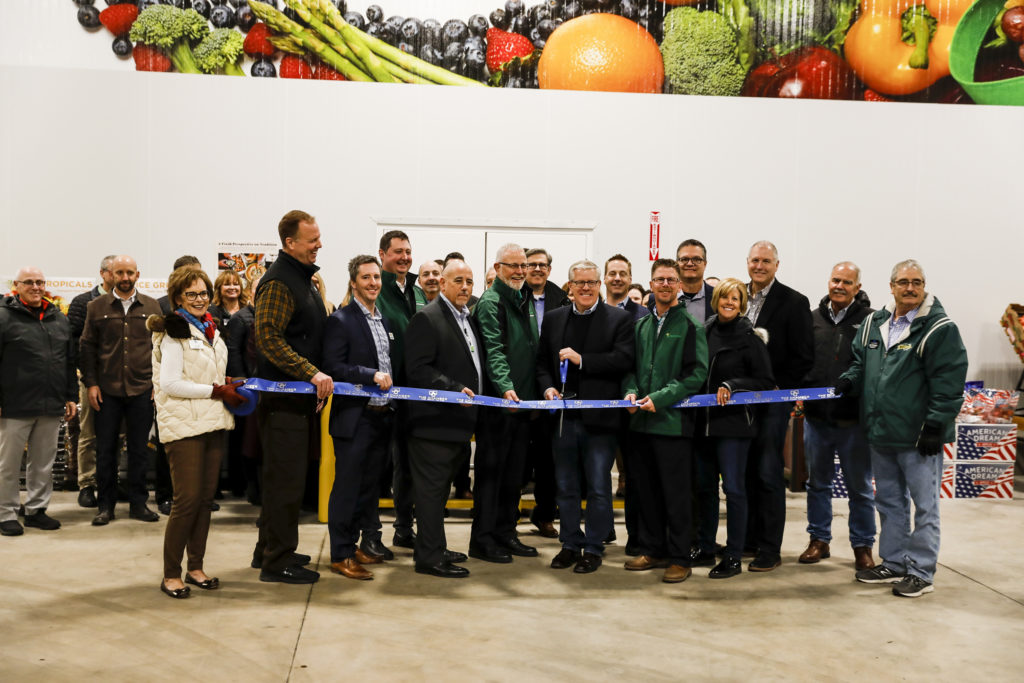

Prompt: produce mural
xmin=71 ymin=0 xmax=1024 ymax=105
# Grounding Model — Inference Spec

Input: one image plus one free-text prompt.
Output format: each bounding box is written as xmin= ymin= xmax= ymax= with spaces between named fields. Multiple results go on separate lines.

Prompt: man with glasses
xmin=675 ymin=240 xmax=715 ymax=324
xmin=470 ymin=244 xmax=540 ymax=563
xmin=0 ymin=268 xmax=78 ymax=536
xmin=838 ymin=260 xmax=967 ymax=598
xmin=66 ymin=255 xmax=117 ymax=508
xmin=622 ymin=259 xmax=707 ymax=583
xmin=523 ymin=248 xmax=569 ymax=539
xmin=537 ymin=260 xmax=634 ymax=573
xmin=743 ymin=241 xmax=813 ymax=573
xmin=80 ymin=255 xmax=163 ymax=526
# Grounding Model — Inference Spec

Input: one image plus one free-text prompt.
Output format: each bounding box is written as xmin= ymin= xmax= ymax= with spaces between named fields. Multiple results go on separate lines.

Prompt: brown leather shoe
xmin=853 ymin=546 xmax=876 ymax=570
xmin=624 ymin=555 xmax=669 ymax=571
xmin=330 ymin=558 xmax=373 ymax=580
xmin=533 ymin=521 xmax=558 ymax=539
xmin=662 ymin=565 xmax=692 ymax=583
xmin=355 ymin=548 xmax=382 ymax=565
xmin=798 ymin=538 xmax=830 ymax=564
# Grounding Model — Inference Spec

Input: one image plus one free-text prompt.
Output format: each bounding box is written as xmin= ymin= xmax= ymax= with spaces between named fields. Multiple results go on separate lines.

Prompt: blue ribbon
xmin=241 ymin=378 xmax=838 ymax=410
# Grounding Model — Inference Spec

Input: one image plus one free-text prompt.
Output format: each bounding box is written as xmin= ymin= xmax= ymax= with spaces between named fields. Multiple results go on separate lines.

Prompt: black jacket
xmin=322 ymin=300 xmax=395 ymax=440
xmin=67 ymin=285 xmax=103 ymax=367
xmin=536 ymin=302 xmax=635 ymax=433
xmin=0 ymin=296 xmax=77 ymax=417
xmin=803 ymin=291 xmax=873 ymax=423
xmin=527 ymin=280 xmax=570 ymax=333
xmin=225 ymin=304 xmax=255 ymax=379
xmin=405 ymin=297 xmax=488 ymax=442
xmin=621 ymin=298 xmax=650 ymax=322
xmin=701 ymin=315 xmax=775 ymax=438
xmin=750 ymin=279 xmax=814 ymax=390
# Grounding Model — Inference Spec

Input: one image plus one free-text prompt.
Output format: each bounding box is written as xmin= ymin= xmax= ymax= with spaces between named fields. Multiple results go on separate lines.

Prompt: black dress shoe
xmin=392 ymin=531 xmax=416 ymax=549
xmin=468 ymin=544 xmax=513 ymax=564
xmin=24 ymin=510 xmax=61 ymax=530
xmin=77 ymin=487 xmax=98 ymax=508
xmin=550 ymin=547 xmax=580 ymax=569
xmin=573 ymin=552 xmax=603 ymax=574
xmin=129 ymin=505 xmax=159 ymax=522
xmin=415 ymin=561 xmax=469 ymax=578
xmin=160 ymin=581 xmax=191 ymax=599
xmin=185 ymin=574 xmax=220 ymax=590
xmin=157 ymin=500 xmax=172 ymax=515
xmin=709 ymin=557 xmax=742 ymax=579
xmin=259 ymin=565 xmax=320 ymax=584
xmin=91 ymin=509 xmax=114 ymax=526
xmin=500 ymin=537 xmax=538 ymax=557
xmin=443 ymin=549 xmax=468 ymax=564
xmin=748 ymin=555 xmax=782 ymax=572
xmin=209 ymin=501 xmax=220 ymax=512
xmin=689 ymin=546 xmax=717 ymax=567
xmin=361 ymin=538 xmax=395 ymax=561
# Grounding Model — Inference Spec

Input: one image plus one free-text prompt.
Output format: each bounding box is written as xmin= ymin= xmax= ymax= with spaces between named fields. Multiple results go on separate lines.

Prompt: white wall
xmin=2 ymin=0 xmax=1022 ymax=387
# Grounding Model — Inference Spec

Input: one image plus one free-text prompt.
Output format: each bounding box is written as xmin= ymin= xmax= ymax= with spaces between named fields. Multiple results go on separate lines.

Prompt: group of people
xmin=0 ymin=208 xmax=968 ymax=601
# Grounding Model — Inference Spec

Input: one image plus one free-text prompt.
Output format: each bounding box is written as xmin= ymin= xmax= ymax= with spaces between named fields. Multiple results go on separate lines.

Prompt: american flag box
xmin=941 ymin=464 xmax=955 ymax=499
xmin=953 ymin=462 xmax=1015 ymax=499
xmin=830 ymin=460 xmax=847 ymax=499
xmin=942 ymin=441 xmax=956 ymax=461
xmin=954 ymin=424 xmax=1017 ymax=462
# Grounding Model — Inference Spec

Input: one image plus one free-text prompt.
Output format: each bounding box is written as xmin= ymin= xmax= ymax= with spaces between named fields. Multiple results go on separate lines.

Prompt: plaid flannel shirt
xmin=255 ymin=280 xmax=319 ymax=381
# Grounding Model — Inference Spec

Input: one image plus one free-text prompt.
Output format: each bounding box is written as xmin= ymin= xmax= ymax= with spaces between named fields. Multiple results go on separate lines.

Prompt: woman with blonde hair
xmin=209 ymin=270 xmax=248 ymax=328
xmin=692 ymin=277 xmax=775 ymax=580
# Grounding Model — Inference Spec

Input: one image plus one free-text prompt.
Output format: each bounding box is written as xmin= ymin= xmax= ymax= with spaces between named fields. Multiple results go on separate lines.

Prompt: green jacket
xmin=841 ymin=294 xmax=967 ymax=448
xmin=623 ymin=304 xmax=708 ymax=436
xmin=473 ymin=277 xmax=539 ymax=401
xmin=376 ymin=270 xmax=417 ymax=378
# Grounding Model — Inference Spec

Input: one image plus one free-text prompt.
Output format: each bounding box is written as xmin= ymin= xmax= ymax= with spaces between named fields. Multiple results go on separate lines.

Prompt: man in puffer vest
xmin=838 ymin=259 xmax=968 ymax=598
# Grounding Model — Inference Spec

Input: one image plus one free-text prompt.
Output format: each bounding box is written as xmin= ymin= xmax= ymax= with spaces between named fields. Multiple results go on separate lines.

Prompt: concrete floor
xmin=3 ymin=486 xmax=1023 ymax=683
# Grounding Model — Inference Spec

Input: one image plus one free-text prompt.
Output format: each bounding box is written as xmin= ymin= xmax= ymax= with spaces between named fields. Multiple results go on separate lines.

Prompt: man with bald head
xmin=404 ymin=259 xmax=485 ymax=577
xmin=414 ymin=260 xmax=442 ymax=308
xmin=80 ymin=255 xmax=163 ymax=526
xmin=800 ymin=262 xmax=877 ymax=571
xmin=0 ymin=267 xmax=78 ymax=536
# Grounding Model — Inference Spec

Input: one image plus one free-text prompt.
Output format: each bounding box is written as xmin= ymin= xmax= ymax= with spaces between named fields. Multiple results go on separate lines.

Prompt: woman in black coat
xmin=693 ymin=278 xmax=775 ymax=579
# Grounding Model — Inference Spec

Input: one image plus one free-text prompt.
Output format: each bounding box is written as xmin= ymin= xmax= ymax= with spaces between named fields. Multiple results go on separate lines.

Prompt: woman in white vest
xmin=149 ymin=267 xmax=247 ymax=599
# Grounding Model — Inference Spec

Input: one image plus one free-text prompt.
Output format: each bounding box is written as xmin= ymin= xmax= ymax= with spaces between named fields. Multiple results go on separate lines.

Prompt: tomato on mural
xmin=73 ymin=0 xmax=1024 ymax=104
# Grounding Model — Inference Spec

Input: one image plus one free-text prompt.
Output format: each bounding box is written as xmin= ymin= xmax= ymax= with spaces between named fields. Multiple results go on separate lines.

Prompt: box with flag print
xmin=951 ymin=462 xmax=1015 ymax=499
xmin=951 ymin=424 xmax=1017 ymax=462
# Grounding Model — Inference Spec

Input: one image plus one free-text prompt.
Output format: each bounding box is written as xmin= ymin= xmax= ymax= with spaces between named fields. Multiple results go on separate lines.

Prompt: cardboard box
xmin=952 ymin=462 xmax=1015 ymax=498
xmin=953 ymin=423 xmax=1017 ymax=462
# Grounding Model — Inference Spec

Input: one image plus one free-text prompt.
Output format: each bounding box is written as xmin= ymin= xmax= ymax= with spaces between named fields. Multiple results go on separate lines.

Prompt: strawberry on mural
xmin=70 ymin=0 xmax=1024 ymax=105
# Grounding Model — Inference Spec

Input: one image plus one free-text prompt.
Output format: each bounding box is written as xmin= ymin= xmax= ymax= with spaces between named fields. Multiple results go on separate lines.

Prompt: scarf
xmin=176 ymin=308 xmax=216 ymax=341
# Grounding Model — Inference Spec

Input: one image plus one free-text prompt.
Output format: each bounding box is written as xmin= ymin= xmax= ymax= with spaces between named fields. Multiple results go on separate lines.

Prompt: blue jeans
xmin=551 ymin=418 xmax=616 ymax=556
xmin=696 ymin=437 xmax=750 ymax=560
xmin=803 ymin=417 xmax=876 ymax=548
xmin=870 ymin=445 xmax=943 ymax=583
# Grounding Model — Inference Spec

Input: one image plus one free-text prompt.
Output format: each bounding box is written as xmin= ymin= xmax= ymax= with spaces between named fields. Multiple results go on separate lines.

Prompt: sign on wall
xmin=65 ymin=0 xmax=1024 ymax=106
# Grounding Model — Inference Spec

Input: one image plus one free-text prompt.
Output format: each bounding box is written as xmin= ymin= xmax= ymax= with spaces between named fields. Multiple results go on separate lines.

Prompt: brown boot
xmin=330 ymin=558 xmax=373 ymax=580
xmin=798 ymin=538 xmax=830 ymax=564
xmin=853 ymin=546 xmax=876 ymax=570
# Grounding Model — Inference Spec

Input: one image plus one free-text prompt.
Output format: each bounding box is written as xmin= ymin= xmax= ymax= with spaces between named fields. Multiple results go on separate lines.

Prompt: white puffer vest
xmin=151 ymin=317 xmax=234 ymax=443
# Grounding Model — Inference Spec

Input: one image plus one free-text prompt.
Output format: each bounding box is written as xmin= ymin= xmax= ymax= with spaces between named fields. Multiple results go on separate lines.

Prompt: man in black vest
xmin=252 ymin=210 xmax=334 ymax=584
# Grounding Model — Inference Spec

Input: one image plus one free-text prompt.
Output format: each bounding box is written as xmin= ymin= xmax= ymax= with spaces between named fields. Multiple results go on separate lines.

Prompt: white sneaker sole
xmin=857 ymin=574 xmax=904 ymax=584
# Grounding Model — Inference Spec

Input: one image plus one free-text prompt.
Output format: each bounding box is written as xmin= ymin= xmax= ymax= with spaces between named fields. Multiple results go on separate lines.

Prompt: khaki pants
xmin=76 ymin=380 xmax=97 ymax=488
xmin=0 ymin=416 xmax=61 ymax=522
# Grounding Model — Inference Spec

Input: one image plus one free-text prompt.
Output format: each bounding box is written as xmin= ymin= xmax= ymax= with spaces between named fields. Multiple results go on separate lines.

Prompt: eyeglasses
xmin=652 ymin=277 xmax=680 ymax=285
xmin=527 ymin=263 xmax=550 ymax=271
xmin=14 ymin=279 xmax=46 ymax=288
xmin=498 ymin=262 xmax=529 ymax=271
xmin=676 ymin=257 xmax=705 ymax=265
xmin=892 ymin=279 xmax=924 ymax=289
xmin=182 ymin=291 xmax=211 ymax=302
xmin=570 ymin=280 xmax=600 ymax=289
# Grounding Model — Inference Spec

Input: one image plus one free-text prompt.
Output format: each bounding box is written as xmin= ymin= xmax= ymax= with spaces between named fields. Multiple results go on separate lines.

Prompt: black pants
xmin=409 ymin=435 xmax=467 ymax=566
xmin=471 ymin=412 xmax=529 ymax=550
xmin=525 ymin=414 xmax=557 ymax=523
xmin=327 ymin=409 xmax=392 ymax=561
xmin=619 ymin=430 xmax=639 ymax=546
xmin=745 ymin=402 xmax=790 ymax=560
xmin=254 ymin=394 xmax=315 ymax=572
xmin=391 ymin=407 xmax=415 ymax=535
xmin=453 ymin=443 xmax=472 ymax=494
xmin=629 ymin=432 xmax=693 ymax=565
xmin=94 ymin=392 xmax=153 ymax=511
xmin=153 ymin=420 xmax=172 ymax=504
